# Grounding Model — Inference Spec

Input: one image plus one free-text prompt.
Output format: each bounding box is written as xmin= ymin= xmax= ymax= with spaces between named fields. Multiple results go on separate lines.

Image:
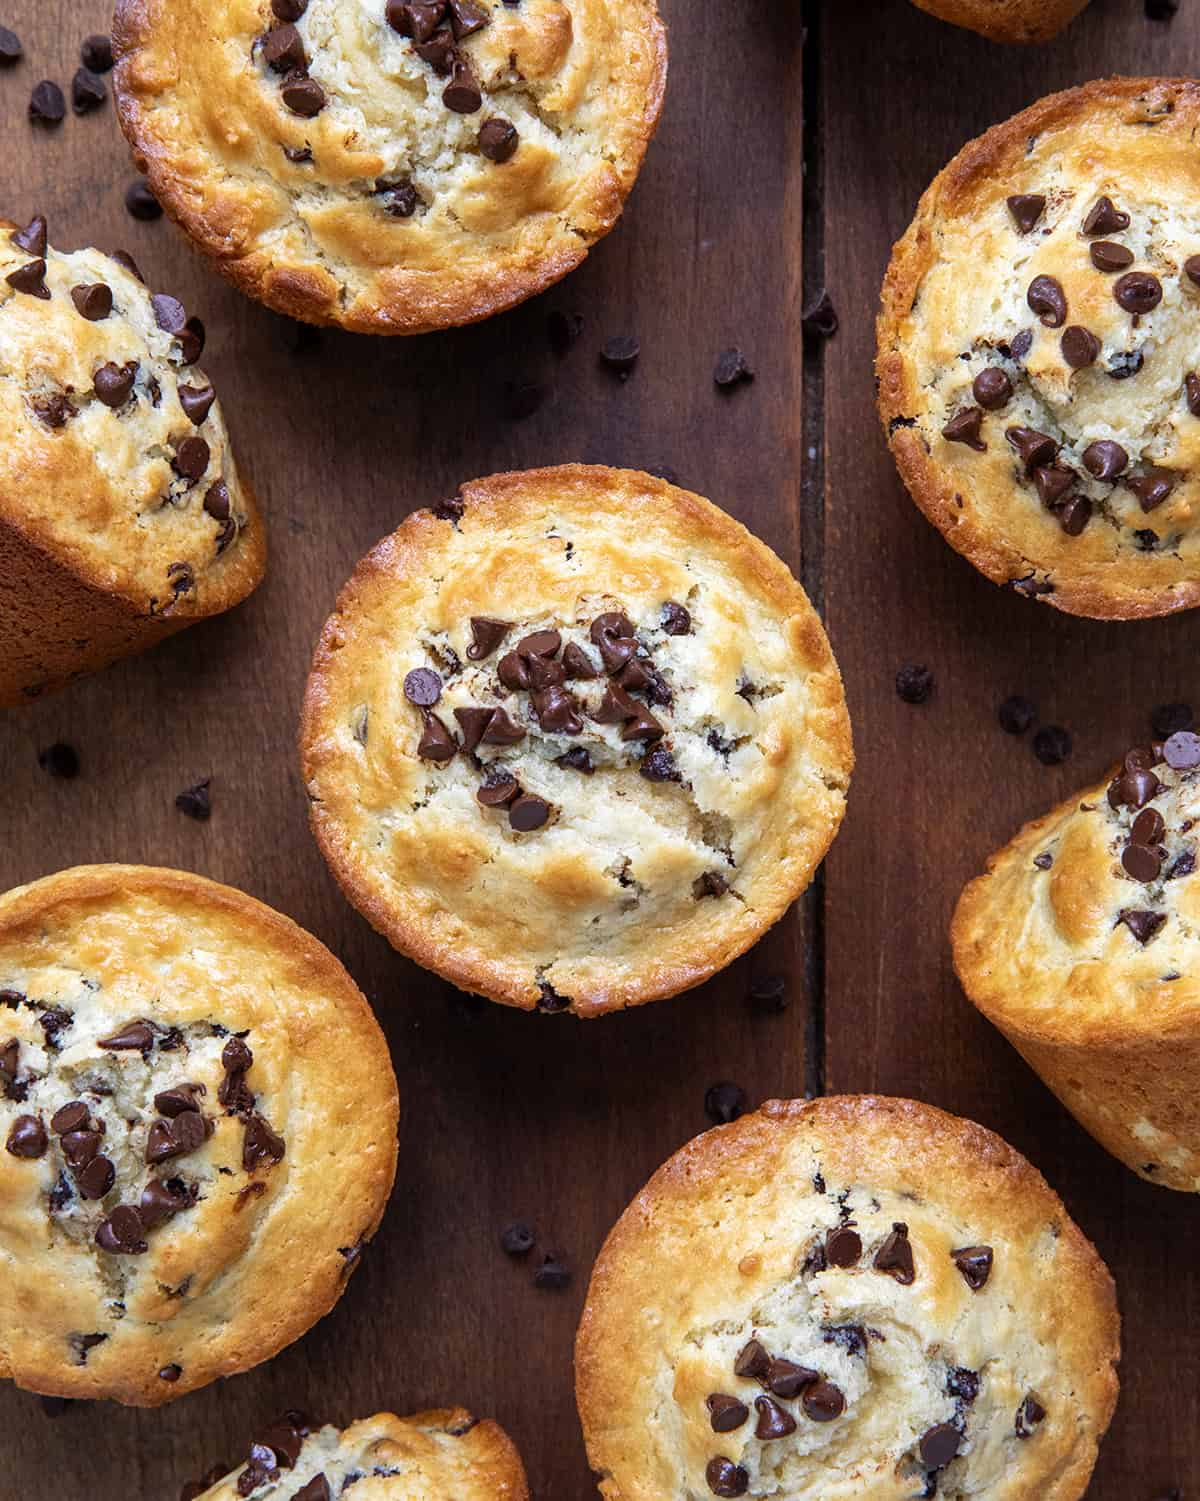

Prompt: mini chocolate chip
xmin=1090 ymin=241 xmax=1134 ymax=273
xmin=533 ymin=1253 xmax=570 ymax=1290
xmin=1015 ymin=1395 xmax=1046 ymax=1438
xmin=941 ymin=406 xmax=985 ymax=451
xmin=81 ymin=34 xmax=114 ymax=71
xmin=6 ymin=258 xmax=50 ymax=298
xmin=477 ymin=766 xmax=520 ymax=806
xmin=178 ymin=383 xmax=215 ymax=425
xmin=95 ymin=1205 xmax=148 ymax=1254
xmin=509 ymin=794 xmax=550 ymax=832
xmin=1114 ymin=271 xmax=1162 ymax=315
xmin=50 ymin=1101 xmax=89 ymax=1134
xmin=71 ymin=67 xmax=106 ymax=114
xmin=754 ymin=1395 xmax=796 ymax=1441
xmin=404 ymin=666 xmax=443 ymax=706
xmin=972 ymin=367 xmax=1011 ymax=409
xmin=29 ymin=80 xmax=66 ymax=124
xmin=76 ymin=1154 xmax=115 ymax=1199
xmin=1007 ymin=194 xmax=1045 ymax=233
xmin=640 ymin=746 xmax=681 ymax=782
xmin=951 ymin=1244 xmax=993 ymax=1290
xmin=281 ymin=73 xmax=325 ymax=116
xmin=479 ymin=116 xmax=519 ymax=162
xmin=6 ymin=1115 xmax=46 ymax=1158
xmin=1083 ymin=196 xmax=1130 ymax=235
xmin=895 ymin=665 xmax=934 ymax=704
xmin=1164 ymin=730 xmax=1200 ymax=769
xmin=707 ymin=1394 xmax=749 ymax=1433
xmin=1006 ymin=426 xmax=1057 ymax=470
xmin=704 ymin=1080 xmax=746 ymax=1125
xmin=1082 ymin=440 xmax=1128 ymax=480
xmin=873 ymin=1222 xmax=915 ymax=1283
xmin=802 ymin=1380 xmax=845 ymax=1423
xmin=919 ymin=1423 xmax=961 ymax=1470
xmin=98 ymin=1020 xmax=155 ymax=1053
xmin=262 ymin=22 xmax=306 ymax=71
xmin=70 ymin=282 xmax=112 ymax=320
xmin=1032 ymin=725 xmax=1072 ymax=765
xmin=500 ymin=1221 xmax=534 ymax=1255
xmin=714 ymin=348 xmax=754 ymax=388
xmin=124 ymin=178 xmax=163 ymax=225
xmin=601 ymin=335 xmax=640 ymax=375
xmin=175 ymin=780 xmax=212 ymax=820
xmin=1061 ymin=325 xmax=1099 ymax=369
xmin=1119 ymin=908 xmax=1166 ymax=945
xmin=0 ymin=25 xmax=22 ymax=61
xmin=825 ymin=1225 xmax=862 ymax=1267
xmin=998 ymin=696 xmax=1036 ymax=734
xmin=443 ymin=57 xmax=482 ymax=112
xmin=1127 ymin=470 xmax=1174 ymax=512
xmin=801 ymin=290 xmax=838 ymax=339
xmin=38 ymin=742 xmax=80 ymax=778
xmin=1027 ymin=275 xmax=1066 ymax=327
xmin=705 ymin=1458 xmax=749 ymax=1498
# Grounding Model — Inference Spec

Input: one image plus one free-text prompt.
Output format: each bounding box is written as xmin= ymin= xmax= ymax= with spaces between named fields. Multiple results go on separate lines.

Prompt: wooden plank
xmin=822 ymin=4 xmax=1200 ymax=1497
xmin=0 ymin=0 xmax=809 ymax=1495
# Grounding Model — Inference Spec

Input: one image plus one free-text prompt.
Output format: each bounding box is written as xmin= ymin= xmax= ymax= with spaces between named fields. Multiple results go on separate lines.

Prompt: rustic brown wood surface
xmin=0 ymin=0 xmax=1194 ymax=1495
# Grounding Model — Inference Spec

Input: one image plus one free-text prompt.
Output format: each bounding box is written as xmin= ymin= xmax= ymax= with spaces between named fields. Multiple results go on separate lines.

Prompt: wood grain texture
xmin=0 ymin=1 xmax=809 ymax=1497
xmin=823 ymin=1 xmax=1199 ymax=1497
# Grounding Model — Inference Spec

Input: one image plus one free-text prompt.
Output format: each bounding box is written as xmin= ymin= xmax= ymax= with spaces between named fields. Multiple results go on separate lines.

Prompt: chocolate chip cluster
xmin=940 ymin=191 xmax=1199 ymax=550
xmin=3 ymin=218 xmax=240 ymax=567
xmin=258 ymin=0 xmax=521 ymax=192
xmin=698 ymin=1214 xmax=1043 ymax=1498
xmin=405 ymin=604 xmax=692 ymax=835
xmin=1102 ymin=733 xmax=1200 ymax=945
xmin=234 ymin=1411 xmax=327 ymax=1500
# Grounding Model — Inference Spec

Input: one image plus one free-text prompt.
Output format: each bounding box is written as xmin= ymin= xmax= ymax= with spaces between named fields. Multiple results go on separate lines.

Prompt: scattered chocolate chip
xmin=694 ymin=870 xmax=729 ymax=898
xmin=404 ymin=666 xmax=443 ymax=706
xmin=1009 ymin=329 xmax=1033 ymax=359
xmin=81 ymin=33 xmax=114 ymax=71
xmin=509 ymin=794 xmax=551 ymax=832
xmin=178 ymin=383 xmax=215 ymax=425
xmin=919 ymin=1423 xmax=961 ymax=1471
xmin=482 ymin=707 xmax=525 ymax=745
xmin=94 ymin=360 xmax=137 ymax=408
xmin=71 ymin=67 xmax=106 ymax=114
xmin=1006 ymin=426 xmax=1057 ymax=470
xmin=204 ymin=479 xmax=231 ymax=521
xmin=1123 ymin=842 xmax=1163 ymax=883
xmin=1114 ymin=271 xmax=1162 ymax=315
xmin=0 ymin=24 xmax=22 ymax=62
xmin=640 ymin=746 xmax=681 ymax=782
xmin=951 ymin=1244 xmax=993 ymax=1290
xmin=704 ymin=1081 xmax=746 ymax=1125
xmin=110 ymin=249 xmax=144 ymax=280
xmin=443 ymin=56 xmax=482 ymax=112
xmin=61 ymin=1129 xmax=101 ymax=1168
xmin=802 ymin=1380 xmax=845 ymax=1423
xmin=139 ymin=1176 xmax=197 ymax=1229
xmin=1127 ymin=470 xmax=1174 ymax=512
xmin=547 ymin=309 xmax=583 ymax=356
xmin=30 ymin=390 xmax=75 ymax=428
xmin=273 ymin=0 xmax=308 ymax=17
xmin=70 ymin=282 xmax=112 ymax=321
xmin=801 ymin=290 xmax=838 ymax=338
xmin=1185 ymin=255 xmax=1200 ymax=289
xmin=1032 ymin=725 xmax=1072 ymax=765
xmin=158 ymin=1364 xmax=182 ymax=1382
xmin=1082 ymin=439 xmax=1128 ymax=480
xmin=11 ymin=216 xmax=47 ymax=256
xmin=179 ymin=316 xmax=205 ymax=364
xmin=479 ymin=115 xmax=519 ymax=161
xmin=714 ymin=348 xmax=754 ymax=389
xmin=281 ymin=73 xmax=325 ymax=116
xmin=1015 ymin=1394 xmax=1046 ymax=1439
xmin=414 ymin=23 xmax=455 ymax=71
xmin=873 ymin=1222 xmax=915 ymax=1283
xmin=29 ymin=80 xmax=66 ymax=124
xmin=1033 ymin=465 xmax=1074 ymax=507
xmin=1061 ymin=325 xmax=1100 ymax=369
xmin=500 ymin=1221 xmax=534 ymax=1255
xmin=285 ymin=144 xmax=314 ymax=164
xmin=1027 ymin=275 xmax=1066 ymax=327
xmin=466 ymin=616 xmax=510 ymax=660
xmin=705 ymin=1458 xmax=749 ymax=1498
xmin=1083 ymin=196 xmax=1130 ymax=235
xmin=1134 ymin=527 xmax=1159 ymax=550
xmin=561 ymin=641 xmax=598 ymax=680
xmin=659 ymin=601 xmax=691 ymax=636
xmin=734 ymin=1339 xmax=771 ymax=1381
xmin=998 ymin=695 xmax=1036 ymax=735
xmin=477 ymin=766 xmax=520 ymax=806
xmin=1057 ymin=495 xmax=1091 ymax=536
xmin=6 ymin=258 xmax=50 ymax=298
xmin=754 ymin=1395 xmax=797 ymax=1441
xmin=941 ymin=406 xmax=985 ymax=451
xmin=50 ymin=1101 xmax=89 ymax=1134
xmin=1006 ymin=194 xmax=1045 ymax=233
xmin=765 ymin=1358 xmax=819 ymax=1398
xmin=556 ymin=746 xmax=594 ymax=775
xmin=601 ymin=335 xmax=640 ymax=376
xmin=76 ymin=1154 xmax=115 ymax=1199
xmin=242 ymin=1112 xmax=286 ymax=1171
xmin=1090 ymin=241 xmax=1134 ymax=273
xmin=707 ymin=1394 xmax=749 ymax=1433
xmin=95 ymin=1205 xmax=148 ymax=1254
xmin=37 ymin=742 xmax=80 ymax=778
xmin=972 ymin=367 xmax=1011 ymax=410
xmin=6 ymin=1115 xmax=46 ymax=1158
xmin=293 ymin=1480 xmax=330 ymax=1501
xmin=533 ymin=1252 xmax=570 ymax=1290
xmin=155 ymin=1083 xmax=206 ymax=1117
xmin=1119 ymin=908 xmax=1166 ymax=944
xmin=947 ymin=1367 xmax=980 ymax=1405
xmin=262 ymin=21 xmax=306 ymax=71
xmin=99 ymin=1020 xmax=155 ymax=1053
xmin=173 ymin=436 xmax=210 ymax=482
xmin=895 ymin=665 xmax=934 ymax=704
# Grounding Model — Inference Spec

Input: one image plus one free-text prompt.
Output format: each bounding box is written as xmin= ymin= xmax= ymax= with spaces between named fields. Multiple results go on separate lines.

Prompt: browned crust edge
xmin=908 ymin=0 xmax=1090 ymax=45
xmin=876 ymin=76 xmax=1200 ymax=621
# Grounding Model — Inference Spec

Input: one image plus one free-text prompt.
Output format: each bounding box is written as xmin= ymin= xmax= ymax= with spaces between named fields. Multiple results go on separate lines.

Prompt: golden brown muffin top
xmin=908 ymin=0 xmax=1089 ymax=44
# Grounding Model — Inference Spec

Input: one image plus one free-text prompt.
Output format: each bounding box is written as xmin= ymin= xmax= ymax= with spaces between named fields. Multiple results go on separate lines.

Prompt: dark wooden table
xmin=0 ymin=0 xmax=1194 ymax=1495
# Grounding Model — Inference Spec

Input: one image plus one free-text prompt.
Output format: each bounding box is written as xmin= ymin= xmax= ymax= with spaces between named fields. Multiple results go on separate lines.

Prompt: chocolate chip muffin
xmin=0 ymin=864 xmax=398 ymax=1405
xmin=0 ymin=215 xmax=264 ymax=706
xmin=877 ymin=78 xmax=1200 ymax=619
xmin=300 ymin=465 xmax=852 ymax=1016
xmin=908 ymin=0 xmax=1089 ymax=43
xmin=112 ymin=0 xmax=667 ymax=334
xmin=184 ymin=1407 xmax=529 ymax=1500
xmin=954 ymin=732 xmax=1200 ymax=1192
xmin=575 ymin=1095 xmax=1120 ymax=1501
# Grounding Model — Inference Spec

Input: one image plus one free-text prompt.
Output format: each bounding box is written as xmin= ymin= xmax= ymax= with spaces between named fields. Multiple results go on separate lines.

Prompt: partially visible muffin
xmin=184 ymin=1408 xmax=530 ymax=1501
xmin=878 ymin=79 xmax=1200 ymax=619
xmin=0 ymin=864 xmax=398 ymax=1405
xmin=576 ymin=1095 xmax=1119 ymax=1501
xmin=0 ymin=215 xmax=264 ymax=706
xmin=113 ymin=0 xmax=667 ymax=333
xmin=954 ymin=733 xmax=1200 ymax=1192
xmin=300 ymin=465 xmax=852 ymax=1016
xmin=908 ymin=0 xmax=1089 ymax=43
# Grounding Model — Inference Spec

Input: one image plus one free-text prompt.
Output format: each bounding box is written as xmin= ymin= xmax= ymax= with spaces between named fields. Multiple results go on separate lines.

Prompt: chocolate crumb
xmin=175 ymin=780 xmax=212 ymax=820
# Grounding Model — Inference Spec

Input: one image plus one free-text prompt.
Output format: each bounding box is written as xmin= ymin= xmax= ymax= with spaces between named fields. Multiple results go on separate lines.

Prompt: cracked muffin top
xmin=0 ymin=216 xmax=263 ymax=632
xmin=187 ymin=1408 xmax=530 ymax=1500
xmin=907 ymin=0 xmax=1089 ymax=44
xmin=878 ymin=78 xmax=1200 ymax=619
xmin=300 ymin=465 xmax=852 ymax=1017
xmin=112 ymin=0 xmax=667 ymax=333
xmin=0 ymin=865 xmax=398 ymax=1406
xmin=575 ymin=1096 xmax=1120 ymax=1501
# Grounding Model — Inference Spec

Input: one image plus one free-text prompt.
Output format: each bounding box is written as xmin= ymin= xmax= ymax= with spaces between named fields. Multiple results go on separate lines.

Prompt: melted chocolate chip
xmin=873 ymin=1222 xmax=915 ymax=1283
xmin=6 ymin=258 xmax=50 ymax=298
xmin=1006 ymin=194 xmax=1045 ymax=233
xmin=1015 ymin=1394 xmax=1046 ymax=1438
xmin=98 ymin=1020 xmax=154 ymax=1054
xmin=6 ymin=1115 xmax=47 ymax=1158
xmin=242 ymin=1113 xmax=285 ymax=1171
xmin=1082 ymin=440 xmax=1128 ymax=481
xmin=1114 ymin=271 xmax=1162 ymax=314
xmin=76 ymin=1154 xmax=115 ymax=1199
xmin=1027 ymin=275 xmax=1066 ymax=327
xmin=734 ymin=1340 xmax=771 ymax=1381
xmin=951 ymin=1245 xmax=993 ymax=1290
xmin=467 ymin=616 xmax=510 ymax=660
xmin=706 ymin=1394 xmax=749 ymax=1433
xmin=972 ymin=367 xmax=1011 ymax=410
xmin=919 ymin=1423 xmax=961 ymax=1470
xmin=1006 ymin=426 xmax=1057 ymax=470
xmin=825 ymin=1225 xmax=862 ymax=1267
xmin=767 ymin=1358 xmax=819 ymax=1398
xmin=1082 ymin=196 xmax=1130 ymax=235
xmin=941 ymin=407 xmax=985 ymax=451
xmin=95 ymin=1205 xmax=148 ymax=1254
xmin=1090 ymin=241 xmax=1134 ymax=273
xmin=11 ymin=216 xmax=47 ymax=256
xmin=705 ymin=1458 xmax=749 ymax=1498
xmin=802 ymin=1380 xmax=845 ymax=1422
xmin=281 ymin=73 xmax=325 ymax=116
xmin=754 ymin=1395 xmax=796 ymax=1440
